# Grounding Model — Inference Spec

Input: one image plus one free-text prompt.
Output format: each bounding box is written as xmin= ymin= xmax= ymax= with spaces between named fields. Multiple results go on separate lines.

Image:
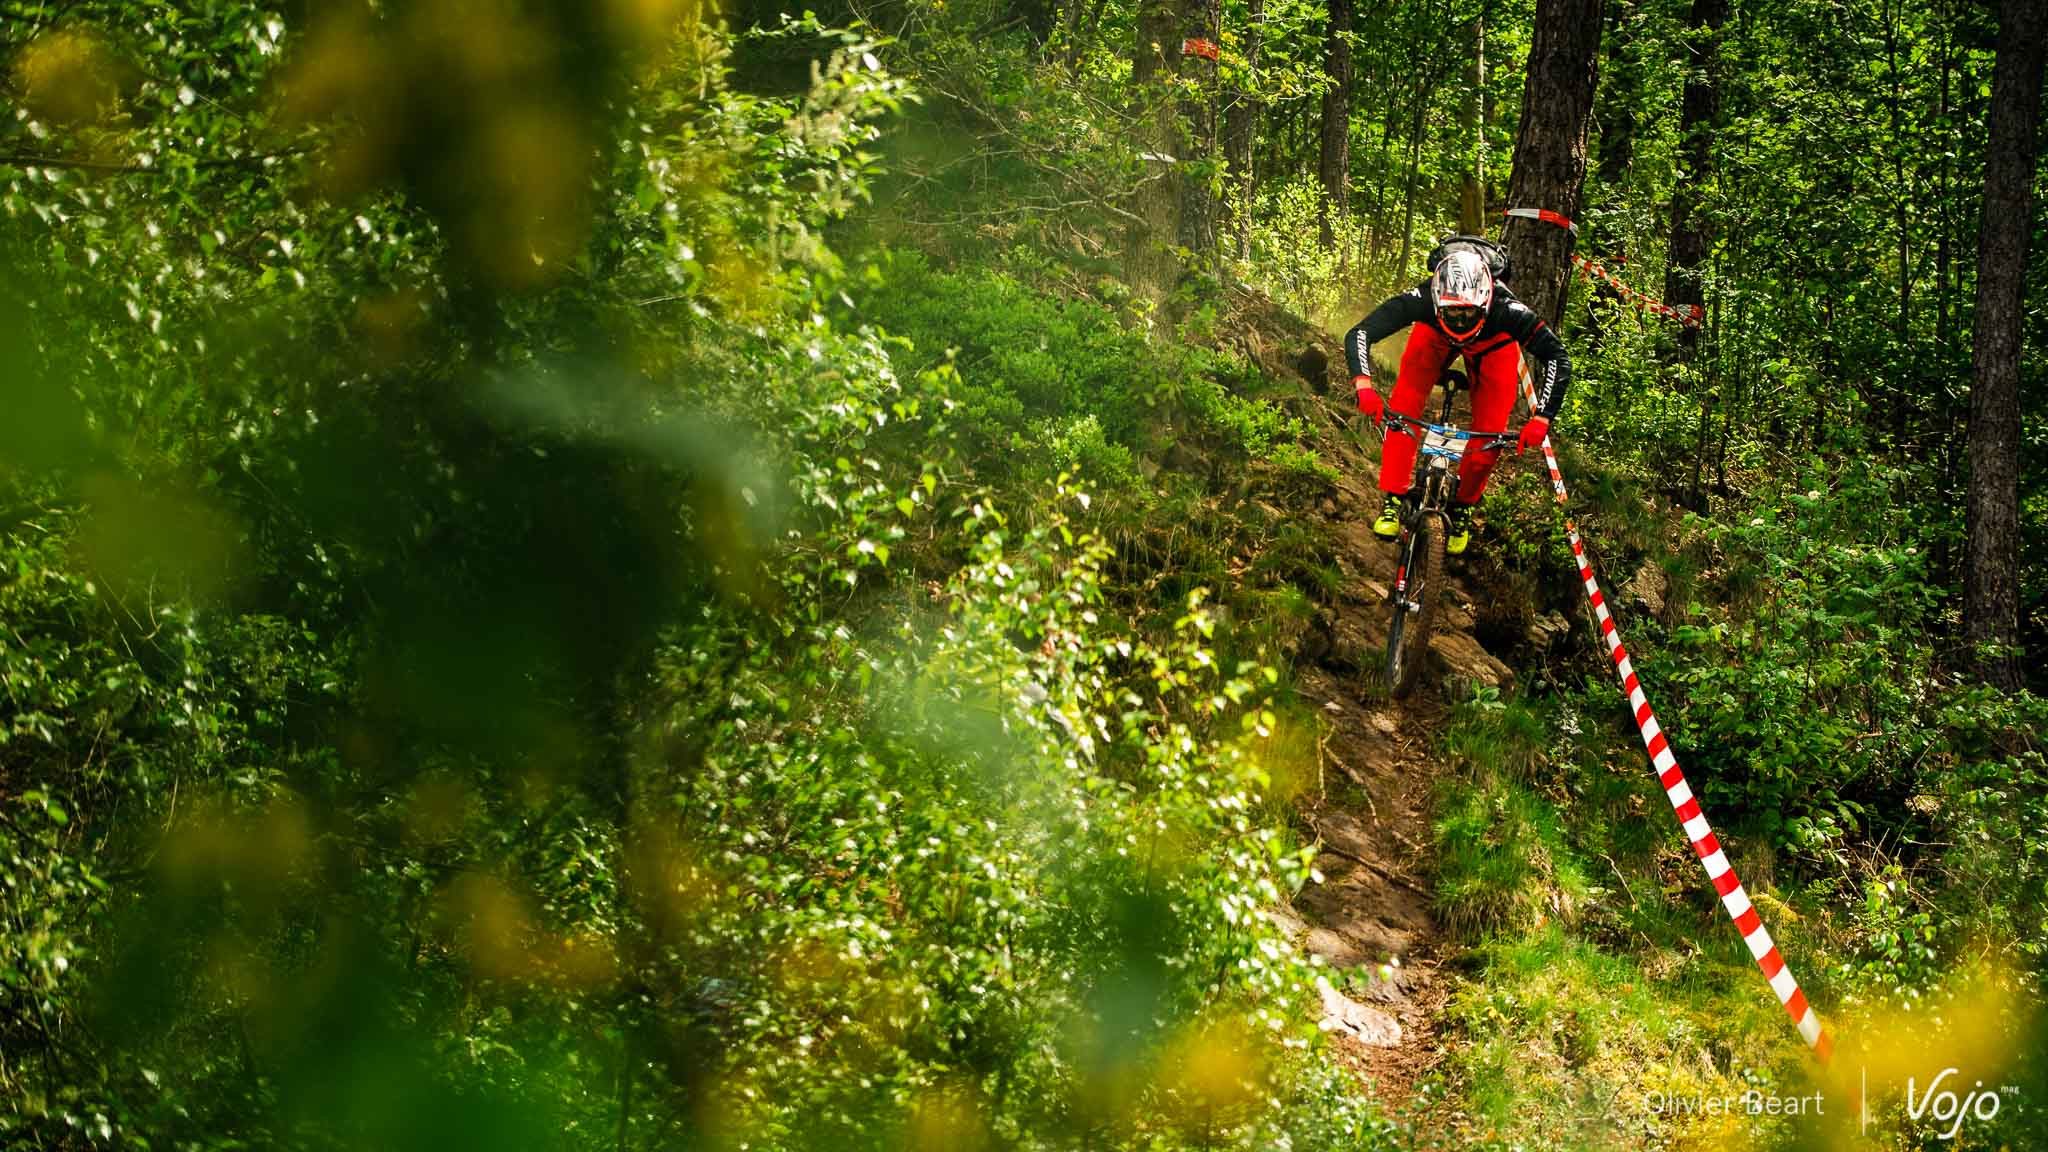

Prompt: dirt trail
xmin=1221 ymin=286 xmax=1519 ymax=1107
xmin=1282 ymin=492 xmax=1514 ymax=1105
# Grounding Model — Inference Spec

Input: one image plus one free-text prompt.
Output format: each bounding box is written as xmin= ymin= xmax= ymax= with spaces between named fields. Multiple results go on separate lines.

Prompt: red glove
xmin=1354 ymin=377 xmax=1385 ymax=424
xmin=1517 ymin=416 xmax=1551 ymax=454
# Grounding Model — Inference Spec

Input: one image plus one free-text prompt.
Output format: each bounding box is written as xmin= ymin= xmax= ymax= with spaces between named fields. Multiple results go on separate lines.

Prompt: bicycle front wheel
xmin=1385 ymin=511 xmax=1446 ymax=699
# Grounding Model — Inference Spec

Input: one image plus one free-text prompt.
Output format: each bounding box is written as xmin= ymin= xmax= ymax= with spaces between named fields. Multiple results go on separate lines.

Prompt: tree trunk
xmin=1318 ymin=0 xmax=1354 ymax=245
xmin=1368 ymin=82 xmax=1398 ymax=258
xmin=1934 ymin=7 xmax=1955 ymax=355
xmin=1662 ymin=0 xmax=1727 ymax=361
xmin=1459 ymin=17 xmax=1487 ymax=233
xmin=1933 ymin=3 xmax=1961 ymax=590
xmin=1396 ymin=76 xmax=1427 ymax=279
xmin=1963 ymin=0 xmax=2046 ymax=690
xmin=1066 ymin=0 xmax=1114 ymax=67
xmin=1584 ymin=0 xmax=1638 ymax=345
xmin=1500 ymin=0 xmax=1604 ymax=327
xmin=1021 ymin=0 xmax=1058 ymax=45
xmin=1882 ymin=0 xmax=1915 ymax=451
xmin=1591 ymin=0 xmax=1637 ymax=197
xmin=1178 ymin=0 xmax=1223 ymax=255
xmin=1222 ymin=0 xmax=1266 ymax=260
xmin=1127 ymin=0 xmax=1196 ymax=300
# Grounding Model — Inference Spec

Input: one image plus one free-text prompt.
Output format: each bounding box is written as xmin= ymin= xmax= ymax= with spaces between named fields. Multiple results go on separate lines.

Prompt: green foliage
xmin=856 ymin=250 xmax=1169 ymax=447
xmin=1647 ymin=468 xmax=1941 ymax=852
xmin=1441 ymin=923 xmax=1823 ymax=1150
xmin=8 ymin=0 xmax=2048 ymax=1145
xmin=1046 ymin=412 xmax=1144 ymax=491
xmin=0 ymin=6 xmax=1402 ymax=1146
xmin=1432 ymin=691 xmax=1592 ymax=942
xmin=1181 ymin=363 xmax=1340 ymax=487
xmin=851 ymin=250 xmax=1329 ymax=495
xmin=1243 ymin=178 xmax=1381 ymax=329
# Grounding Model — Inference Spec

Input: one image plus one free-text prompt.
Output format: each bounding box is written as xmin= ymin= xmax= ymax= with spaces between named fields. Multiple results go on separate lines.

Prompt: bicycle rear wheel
xmin=1385 ymin=512 xmax=1447 ymax=699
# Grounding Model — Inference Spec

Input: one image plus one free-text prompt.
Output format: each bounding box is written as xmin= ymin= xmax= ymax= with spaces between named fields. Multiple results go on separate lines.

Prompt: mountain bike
xmin=1379 ymin=369 xmax=1517 ymax=699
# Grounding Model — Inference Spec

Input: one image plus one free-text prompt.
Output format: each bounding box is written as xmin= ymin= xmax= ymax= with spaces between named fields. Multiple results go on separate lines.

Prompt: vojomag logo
xmin=1866 ymin=1066 xmax=2017 ymax=1141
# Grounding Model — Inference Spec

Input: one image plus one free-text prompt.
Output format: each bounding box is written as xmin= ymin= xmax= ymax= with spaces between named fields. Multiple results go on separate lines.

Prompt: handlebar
xmin=1379 ymin=411 xmax=1520 ymax=452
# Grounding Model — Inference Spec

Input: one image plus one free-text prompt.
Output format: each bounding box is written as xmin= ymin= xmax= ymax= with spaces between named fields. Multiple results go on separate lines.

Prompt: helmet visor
xmin=1440 ymin=304 xmax=1485 ymax=335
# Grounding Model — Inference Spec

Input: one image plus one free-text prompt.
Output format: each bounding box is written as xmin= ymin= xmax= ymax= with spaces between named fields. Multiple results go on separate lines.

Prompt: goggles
xmin=1439 ymin=304 xmax=1485 ymax=335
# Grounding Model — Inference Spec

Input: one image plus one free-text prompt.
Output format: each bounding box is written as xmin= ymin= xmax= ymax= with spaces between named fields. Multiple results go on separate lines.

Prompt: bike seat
xmin=1441 ymin=368 xmax=1469 ymax=393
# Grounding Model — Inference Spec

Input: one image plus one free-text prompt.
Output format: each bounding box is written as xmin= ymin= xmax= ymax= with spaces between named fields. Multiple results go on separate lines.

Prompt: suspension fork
xmin=1390 ymin=471 xmax=1444 ymax=605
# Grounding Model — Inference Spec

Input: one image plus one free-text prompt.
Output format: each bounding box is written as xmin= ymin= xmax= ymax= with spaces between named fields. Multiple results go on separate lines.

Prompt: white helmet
xmin=1432 ymin=250 xmax=1494 ymax=341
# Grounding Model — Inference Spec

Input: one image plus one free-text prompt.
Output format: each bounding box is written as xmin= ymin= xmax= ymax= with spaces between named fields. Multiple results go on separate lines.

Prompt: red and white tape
xmin=1515 ymin=363 xmax=1833 ymax=1062
xmin=1502 ymin=206 xmax=1580 ymax=236
xmin=1573 ymin=254 xmax=1704 ymax=329
xmin=1497 ymin=207 xmax=1704 ymax=330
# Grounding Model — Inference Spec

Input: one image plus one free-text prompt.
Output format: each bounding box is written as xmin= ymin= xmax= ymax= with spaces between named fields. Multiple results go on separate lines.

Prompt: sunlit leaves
xmin=12 ymin=26 xmax=126 ymax=127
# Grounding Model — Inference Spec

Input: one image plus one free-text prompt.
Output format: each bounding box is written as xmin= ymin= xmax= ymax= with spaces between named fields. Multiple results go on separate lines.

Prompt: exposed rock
xmin=1299 ymin=612 xmax=1336 ymax=665
xmin=1295 ymin=344 xmax=1331 ymax=392
xmin=1431 ymin=628 xmax=1513 ymax=688
xmin=1238 ymin=327 xmax=1268 ymax=374
xmin=1296 ymin=869 xmax=1423 ymax=959
xmin=1314 ymin=808 xmax=1381 ymax=861
xmin=1525 ymin=610 xmax=1571 ymax=651
xmin=1267 ymin=904 xmax=1309 ymax=939
xmin=1626 ymin=560 xmax=1668 ymax=618
xmin=1305 ymin=927 xmax=1367 ymax=968
xmin=1471 ymin=573 xmax=1536 ymax=655
xmin=1318 ymin=983 xmax=1403 ymax=1047
xmin=1324 ymin=610 xmax=1375 ymax=673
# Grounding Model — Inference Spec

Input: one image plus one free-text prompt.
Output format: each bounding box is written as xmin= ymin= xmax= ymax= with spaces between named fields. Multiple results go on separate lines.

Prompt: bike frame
xmin=1382 ymin=377 xmax=1515 ymax=609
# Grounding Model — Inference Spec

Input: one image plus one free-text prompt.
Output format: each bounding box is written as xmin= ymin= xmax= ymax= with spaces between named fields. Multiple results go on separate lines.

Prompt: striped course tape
xmin=1497 ymin=206 xmax=1705 ymax=329
xmin=1572 ymin=254 xmax=1705 ymax=329
xmin=1513 ymin=363 xmax=1833 ymax=1063
xmin=1502 ymin=206 xmax=1580 ymax=236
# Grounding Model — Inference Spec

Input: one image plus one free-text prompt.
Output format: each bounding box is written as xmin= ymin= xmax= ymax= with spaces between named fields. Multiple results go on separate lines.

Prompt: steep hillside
xmin=13 ymin=2 xmax=2048 ymax=1148
xmin=1194 ymin=290 xmax=1522 ymax=1099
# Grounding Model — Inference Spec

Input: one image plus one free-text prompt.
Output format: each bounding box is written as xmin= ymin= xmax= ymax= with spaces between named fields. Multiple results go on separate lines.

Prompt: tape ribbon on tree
xmin=1502 ymin=206 xmax=1580 ymax=235
xmin=1501 ymin=207 xmax=1705 ymax=329
xmin=1514 ymin=362 xmax=1834 ymax=1063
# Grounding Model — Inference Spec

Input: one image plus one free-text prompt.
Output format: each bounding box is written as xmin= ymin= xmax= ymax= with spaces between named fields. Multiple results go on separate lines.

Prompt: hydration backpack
xmin=1427 ymin=235 xmax=1512 ymax=284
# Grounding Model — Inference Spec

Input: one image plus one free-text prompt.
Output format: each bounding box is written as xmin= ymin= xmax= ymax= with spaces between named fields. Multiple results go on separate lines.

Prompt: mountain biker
xmin=1343 ymin=247 xmax=1572 ymax=555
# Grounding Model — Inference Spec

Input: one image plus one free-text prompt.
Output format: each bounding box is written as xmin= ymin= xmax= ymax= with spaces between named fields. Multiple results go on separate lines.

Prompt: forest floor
xmin=1218 ymin=288 xmax=1520 ymax=1116
xmin=1206 ymin=284 xmax=1905 ymax=1150
xmin=1284 ymin=515 xmax=1512 ymax=1108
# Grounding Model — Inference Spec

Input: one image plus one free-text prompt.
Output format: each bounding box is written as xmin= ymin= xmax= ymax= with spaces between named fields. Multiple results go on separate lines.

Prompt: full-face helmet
xmin=1432 ymin=250 xmax=1494 ymax=340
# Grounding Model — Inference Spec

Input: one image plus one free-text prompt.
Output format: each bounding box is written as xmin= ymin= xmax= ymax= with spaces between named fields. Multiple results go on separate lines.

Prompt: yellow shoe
xmin=1372 ymin=494 xmax=1403 ymax=539
xmin=1445 ymin=503 xmax=1474 ymax=555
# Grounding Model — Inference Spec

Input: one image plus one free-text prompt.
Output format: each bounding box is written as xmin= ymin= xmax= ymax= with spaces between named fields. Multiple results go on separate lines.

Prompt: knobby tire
xmin=1385 ymin=512 xmax=1446 ymax=699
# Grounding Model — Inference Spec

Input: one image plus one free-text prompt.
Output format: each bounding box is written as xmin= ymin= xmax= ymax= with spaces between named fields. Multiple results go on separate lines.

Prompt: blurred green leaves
xmin=0 ymin=3 xmax=1384 ymax=1149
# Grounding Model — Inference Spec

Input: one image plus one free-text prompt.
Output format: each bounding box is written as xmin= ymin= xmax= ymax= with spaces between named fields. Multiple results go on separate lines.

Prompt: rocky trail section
xmin=1219 ymin=286 xmax=1521 ymax=1105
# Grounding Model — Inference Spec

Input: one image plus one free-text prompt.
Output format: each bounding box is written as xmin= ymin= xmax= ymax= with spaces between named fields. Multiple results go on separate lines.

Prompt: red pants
xmin=1377 ymin=324 xmax=1522 ymax=505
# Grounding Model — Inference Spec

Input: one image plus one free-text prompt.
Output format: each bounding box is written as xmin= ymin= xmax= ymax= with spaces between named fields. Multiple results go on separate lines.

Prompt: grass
xmin=1424 ymin=688 xmax=1826 ymax=1150
xmin=1438 ymin=922 xmax=1826 ymax=1151
xmin=1434 ymin=774 xmax=1594 ymax=943
xmin=1433 ymin=692 xmax=1592 ymax=941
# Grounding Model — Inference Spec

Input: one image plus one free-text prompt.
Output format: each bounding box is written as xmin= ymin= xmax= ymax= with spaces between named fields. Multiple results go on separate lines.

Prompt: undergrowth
xmin=1423 ymin=433 xmax=2048 ymax=1148
xmin=847 ymin=249 xmax=1337 ymax=502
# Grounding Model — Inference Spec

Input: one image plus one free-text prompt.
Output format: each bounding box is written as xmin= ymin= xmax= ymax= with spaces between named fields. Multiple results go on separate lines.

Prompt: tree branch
xmin=0 ymin=146 xmax=310 ymax=176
